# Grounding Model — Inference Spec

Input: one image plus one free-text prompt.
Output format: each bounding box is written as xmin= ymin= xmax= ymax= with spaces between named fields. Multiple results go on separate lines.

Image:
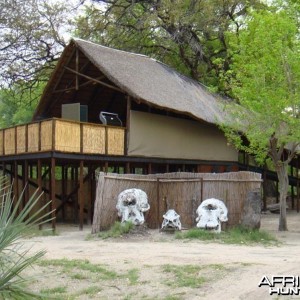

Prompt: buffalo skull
xmin=161 ymin=209 xmax=182 ymax=231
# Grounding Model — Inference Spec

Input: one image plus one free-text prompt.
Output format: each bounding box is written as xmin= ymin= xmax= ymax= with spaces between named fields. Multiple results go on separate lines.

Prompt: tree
xmin=75 ymin=0 xmax=265 ymax=95
xmin=0 ymin=0 xmax=85 ymax=124
xmin=222 ymin=9 xmax=300 ymax=231
xmin=0 ymin=0 xmax=83 ymax=89
xmin=0 ymin=83 xmax=45 ymax=128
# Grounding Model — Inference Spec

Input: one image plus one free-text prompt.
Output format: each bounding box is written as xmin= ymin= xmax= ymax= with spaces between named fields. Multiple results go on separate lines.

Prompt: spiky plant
xmin=0 ymin=176 xmax=53 ymax=299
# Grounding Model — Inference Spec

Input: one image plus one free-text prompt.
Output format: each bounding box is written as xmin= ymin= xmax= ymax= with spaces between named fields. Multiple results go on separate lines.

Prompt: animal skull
xmin=116 ymin=188 xmax=150 ymax=225
xmin=161 ymin=209 xmax=182 ymax=231
xmin=196 ymin=198 xmax=228 ymax=233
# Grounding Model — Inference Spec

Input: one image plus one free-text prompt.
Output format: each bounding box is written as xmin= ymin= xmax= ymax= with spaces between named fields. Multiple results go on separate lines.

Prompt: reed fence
xmin=92 ymin=171 xmax=262 ymax=233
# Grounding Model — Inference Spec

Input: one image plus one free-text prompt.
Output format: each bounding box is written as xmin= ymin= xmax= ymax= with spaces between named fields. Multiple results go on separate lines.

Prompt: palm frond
xmin=0 ymin=175 xmax=54 ymax=299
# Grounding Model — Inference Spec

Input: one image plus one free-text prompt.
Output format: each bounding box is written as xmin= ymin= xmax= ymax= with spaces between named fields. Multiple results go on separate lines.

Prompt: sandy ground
xmin=25 ymin=211 xmax=300 ymax=300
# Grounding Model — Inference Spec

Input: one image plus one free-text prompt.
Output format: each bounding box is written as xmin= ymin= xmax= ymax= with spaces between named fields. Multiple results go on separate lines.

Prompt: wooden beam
xmin=23 ymin=160 xmax=29 ymax=210
xmin=50 ymin=157 xmax=56 ymax=231
xmin=13 ymin=161 xmax=18 ymax=208
xmin=52 ymin=76 xmax=105 ymax=94
xmin=79 ymin=160 xmax=84 ymax=230
xmin=76 ymin=48 xmax=79 ymax=90
xmin=64 ymin=66 xmax=124 ymax=93
xmin=87 ymin=164 xmax=93 ymax=225
xmin=37 ymin=159 xmax=43 ymax=230
xmin=61 ymin=165 xmax=66 ymax=222
xmin=52 ymin=47 xmax=76 ymax=93
xmin=125 ymin=96 xmax=131 ymax=156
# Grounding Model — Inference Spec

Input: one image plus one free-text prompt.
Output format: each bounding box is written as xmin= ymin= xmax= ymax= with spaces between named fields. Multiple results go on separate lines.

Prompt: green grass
xmin=34 ymin=258 xmax=142 ymax=299
xmin=76 ymin=285 xmax=102 ymax=297
xmin=38 ymin=258 xmax=118 ymax=280
xmin=163 ymin=296 xmax=182 ymax=300
xmin=175 ymin=226 xmax=277 ymax=245
xmin=70 ymin=273 xmax=88 ymax=280
xmin=40 ymin=286 xmax=67 ymax=295
xmin=162 ymin=264 xmax=206 ymax=288
xmin=97 ymin=221 xmax=135 ymax=239
xmin=125 ymin=268 xmax=139 ymax=285
xmin=40 ymin=286 xmax=73 ymax=299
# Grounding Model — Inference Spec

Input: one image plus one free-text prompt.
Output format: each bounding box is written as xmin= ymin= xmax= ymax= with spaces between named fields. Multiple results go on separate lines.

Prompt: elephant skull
xmin=196 ymin=198 xmax=228 ymax=233
xmin=116 ymin=188 xmax=150 ymax=225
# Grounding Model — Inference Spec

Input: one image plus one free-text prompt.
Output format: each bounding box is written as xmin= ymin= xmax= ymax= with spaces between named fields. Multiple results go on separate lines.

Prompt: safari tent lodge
xmin=0 ymin=39 xmax=299 ymax=229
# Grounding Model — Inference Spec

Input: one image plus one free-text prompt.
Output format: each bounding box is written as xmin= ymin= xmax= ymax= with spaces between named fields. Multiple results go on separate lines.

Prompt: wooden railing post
xmin=38 ymin=121 xmax=42 ymax=151
xmin=105 ymin=126 xmax=108 ymax=155
xmin=52 ymin=119 xmax=56 ymax=151
xmin=80 ymin=123 xmax=83 ymax=154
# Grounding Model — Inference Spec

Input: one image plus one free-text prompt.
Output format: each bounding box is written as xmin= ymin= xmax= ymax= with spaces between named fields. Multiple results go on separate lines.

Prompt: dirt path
xmin=26 ymin=211 xmax=300 ymax=300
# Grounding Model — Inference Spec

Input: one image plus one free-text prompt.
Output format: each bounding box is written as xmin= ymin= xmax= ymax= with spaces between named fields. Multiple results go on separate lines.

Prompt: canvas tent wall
xmin=128 ymin=111 xmax=238 ymax=161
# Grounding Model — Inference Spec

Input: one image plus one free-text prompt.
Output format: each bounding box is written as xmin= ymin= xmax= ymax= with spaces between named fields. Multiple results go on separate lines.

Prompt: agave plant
xmin=0 ymin=176 xmax=53 ymax=299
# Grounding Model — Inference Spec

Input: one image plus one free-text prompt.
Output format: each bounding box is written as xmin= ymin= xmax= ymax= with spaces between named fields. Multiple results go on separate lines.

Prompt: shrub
xmin=0 ymin=176 xmax=53 ymax=299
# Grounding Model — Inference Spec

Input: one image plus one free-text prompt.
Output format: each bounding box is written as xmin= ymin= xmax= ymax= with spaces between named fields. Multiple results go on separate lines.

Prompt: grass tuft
xmin=38 ymin=258 xmax=118 ymax=280
xmin=175 ymin=226 xmax=277 ymax=245
xmin=97 ymin=221 xmax=135 ymax=239
xmin=162 ymin=264 xmax=206 ymax=288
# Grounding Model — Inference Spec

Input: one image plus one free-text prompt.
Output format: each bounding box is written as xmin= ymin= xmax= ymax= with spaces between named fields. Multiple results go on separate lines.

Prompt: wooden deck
xmin=0 ymin=118 xmax=125 ymax=157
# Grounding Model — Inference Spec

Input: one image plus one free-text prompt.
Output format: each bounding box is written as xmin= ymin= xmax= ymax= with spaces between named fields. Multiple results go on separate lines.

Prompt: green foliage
xmin=0 ymin=82 xmax=45 ymax=128
xmin=0 ymin=176 xmax=53 ymax=299
xmin=175 ymin=226 xmax=277 ymax=245
xmin=223 ymin=9 xmax=300 ymax=164
xmin=221 ymin=7 xmax=300 ymax=231
xmin=97 ymin=221 xmax=135 ymax=239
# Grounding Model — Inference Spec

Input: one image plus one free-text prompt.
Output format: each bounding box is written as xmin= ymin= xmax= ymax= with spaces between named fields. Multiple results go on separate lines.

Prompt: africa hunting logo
xmin=258 ymin=276 xmax=300 ymax=296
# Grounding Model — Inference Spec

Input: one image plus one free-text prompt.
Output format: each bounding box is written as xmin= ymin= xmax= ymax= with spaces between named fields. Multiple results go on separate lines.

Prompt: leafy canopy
xmin=223 ymin=9 xmax=300 ymax=165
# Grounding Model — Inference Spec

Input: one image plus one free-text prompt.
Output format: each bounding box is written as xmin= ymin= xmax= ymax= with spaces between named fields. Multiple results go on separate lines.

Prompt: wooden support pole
xmin=125 ymin=96 xmax=131 ymax=156
xmin=76 ymin=48 xmax=79 ymax=90
xmin=291 ymin=165 xmax=295 ymax=210
xmin=23 ymin=161 xmax=29 ymax=210
xmin=87 ymin=165 xmax=93 ymax=225
xmin=13 ymin=161 xmax=18 ymax=208
xmin=61 ymin=165 xmax=66 ymax=222
xmin=297 ymin=156 xmax=299 ymax=213
xmin=262 ymin=167 xmax=267 ymax=211
xmin=74 ymin=167 xmax=79 ymax=223
xmin=79 ymin=160 xmax=84 ymax=230
xmin=148 ymin=163 xmax=152 ymax=175
xmin=37 ymin=159 xmax=43 ymax=230
xmin=156 ymin=178 xmax=160 ymax=229
xmin=50 ymin=157 xmax=56 ymax=231
xmin=104 ymin=162 xmax=108 ymax=173
xmin=125 ymin=162 xmax=130 ymax=174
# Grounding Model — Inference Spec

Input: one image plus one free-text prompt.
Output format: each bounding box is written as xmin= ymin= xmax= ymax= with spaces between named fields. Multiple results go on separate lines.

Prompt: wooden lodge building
xmin=0 ymin=38 xmax=299 ymax=229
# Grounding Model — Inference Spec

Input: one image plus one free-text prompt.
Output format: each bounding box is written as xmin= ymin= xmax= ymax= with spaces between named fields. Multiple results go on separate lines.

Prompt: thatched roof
xmin=33 ymin=38 xmax=230 ymax=125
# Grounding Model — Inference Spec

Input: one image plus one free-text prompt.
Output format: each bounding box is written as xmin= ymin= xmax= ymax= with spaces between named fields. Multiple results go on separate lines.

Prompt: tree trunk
xmin=276 ymin=163 xmax=289 ymax=231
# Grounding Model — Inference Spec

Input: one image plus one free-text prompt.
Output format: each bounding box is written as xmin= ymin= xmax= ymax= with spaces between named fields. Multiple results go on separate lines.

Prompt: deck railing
xmin=0 ymin=118 xmax=125 ymax=156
